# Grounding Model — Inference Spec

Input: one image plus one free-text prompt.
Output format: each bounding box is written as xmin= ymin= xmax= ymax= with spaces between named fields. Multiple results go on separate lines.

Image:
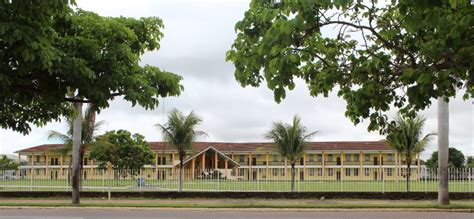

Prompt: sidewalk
xmin=0 ymin=198 xmax=473 ymax=211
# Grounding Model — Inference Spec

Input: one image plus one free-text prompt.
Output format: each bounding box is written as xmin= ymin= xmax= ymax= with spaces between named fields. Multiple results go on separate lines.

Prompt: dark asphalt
xmin=0 ymin=208 xmax=472 ymax=219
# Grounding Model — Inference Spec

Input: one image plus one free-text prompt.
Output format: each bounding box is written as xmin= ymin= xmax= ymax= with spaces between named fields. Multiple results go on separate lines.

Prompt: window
xmin=345 ymin=154 xmax=351 ymax=162
xmin=309 ymin=168 xmax=315 ymax=176
xmin=317 ymin=154 xmax=322 ymax=162
xmin=354 ymin=154 xmax=360 ymax=162
xmin=387 ymin=168 xmax=393 ymax=176
xmin=365 ymin=154 xmax=370 ymax=162
xmin=239 ymin=155 xmax=245 ymax=163
xmin=328 ymin=154 xmax=333 ymax=161
xmin=162 ymin=157 xmax=166 ymax=165
xmin=328 ymin=168 xmax=334 ymax=176
xmin=317 ymin=168 xmax=322 ymax=176
xmin=365 ymin=168 xmax=370 ymax=176
xmin=354 ymin=168 xmax=359 ymax=176
xmin=387 ymin=154 xmax=393 ymax=162
xmin=36 ymin=156 xmax=40 ymax=163
xmin=345 ymin=168 xmax=351 ymax=176
xmin=157 ymin=157 xmax=161 ymax=165
xmin=309 ymin=154 xmax=314 ymax=162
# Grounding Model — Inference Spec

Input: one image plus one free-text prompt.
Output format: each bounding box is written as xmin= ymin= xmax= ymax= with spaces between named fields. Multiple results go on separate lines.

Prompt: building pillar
xmin=249 ymin=152 xmax=252 ymax=180
xmin=231 ymin=153 xmax=235 ymax=176
xmin=214 ymin=152 xmax=218 ymax=169
xmin=303 ymin=152 xmax=306 ymax=179
xmin=45 ymin=153 xmax=49 ymax=178
xmin=359 ymin=151 xmax=363 ymax=180
xmin=378 ymin=151 xmax=382 ymax=181
xmin=191 ymin=158 xmax=195 ymax=179
xmin=322 ymin=151 xmax=325 ymax=177
xmin=340 ymin=151 xmax=344 ymax=181
xmin=265 ymin=152 xmax=269 ymax=178
xmin=171 ymin=153 xmax=175 ymax=177
xmin=31 ymin=155 xmax=34 ymax=177
xmin=224 ymin=159 xmax=228 ymax=178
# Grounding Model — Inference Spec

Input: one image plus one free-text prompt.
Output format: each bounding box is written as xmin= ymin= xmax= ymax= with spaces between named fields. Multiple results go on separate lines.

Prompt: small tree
xmin=265 ymin=115 xmax=317 ymax=192
xmin=0 ymin=155 xmax=18 ymax=171
xmin=466 ymin=157 xmax=474 ymax=168
xmin=89 ymin=130 xmax=154 ymax=179
xmin=386 ymin=115 xmax=435 ymax=192
xmin=425 ymin=148 xmax=466 ymax=169
xmin=156 ymin=109 xmax=206 ymax=192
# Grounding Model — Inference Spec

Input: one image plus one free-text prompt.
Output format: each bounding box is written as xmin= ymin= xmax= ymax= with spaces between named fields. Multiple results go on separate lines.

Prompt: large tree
xmin=425 ymin=147 xmax=466 ymax=169
xmin=386 ymin=115 xmax=435 ymax=192
xmin=89 ymin=130 xmax=154 ymax=179
xmin=156 ymin=109 xmax=206 ymax=192
xmin=2 ymin=4 xmax=183 ymax=204
xmin=226 ymin=0 xmax=472 ymax=204
xmin=265 ymin=115 xmax=317 ymax=192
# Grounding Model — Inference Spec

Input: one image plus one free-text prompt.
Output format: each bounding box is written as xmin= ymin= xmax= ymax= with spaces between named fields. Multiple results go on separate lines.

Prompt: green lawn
xmin=1 ymin=179 xmax=473 ymax=192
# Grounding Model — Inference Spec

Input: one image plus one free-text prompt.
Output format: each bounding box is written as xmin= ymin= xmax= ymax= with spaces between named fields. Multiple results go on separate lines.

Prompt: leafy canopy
xmin=386 ymin=115 xmax=435 ymax=162
xmin=89 ymin=130 xmax=154 ymax=177
xmin=265 ymin=115 xmax=317 ymax=165
xmin=0 ymin=155 xmax=18 ymax=170
xmin=1 ymin=2 xmax=183 ymax=134
xmin=226 ymin=0 xmax=473 ymax=133
xmin=425 ymin=147 xmax=466 ymax=169
xmin=156 ymin=109 xmax=207 ymax=161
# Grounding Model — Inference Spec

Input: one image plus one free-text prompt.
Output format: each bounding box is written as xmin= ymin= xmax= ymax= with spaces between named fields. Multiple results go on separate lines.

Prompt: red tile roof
xmin=16 ymin=141 xmax=392 ymax=153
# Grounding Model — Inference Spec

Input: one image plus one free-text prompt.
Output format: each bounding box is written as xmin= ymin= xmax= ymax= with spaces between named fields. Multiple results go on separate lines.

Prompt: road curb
xmin=0 ymin=206 xmax=472 ymax=213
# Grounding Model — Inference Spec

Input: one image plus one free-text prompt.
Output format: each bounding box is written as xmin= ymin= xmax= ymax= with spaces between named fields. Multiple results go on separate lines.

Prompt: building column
xmin=45 ymin=153 xmax=49 ymax=178
xmin=171 ymin=153 xmax=175 ymax=177
xmin=378 ymin=151 xmax=382 ymax=181
xmin=322 ymin=151 xmax=325 ymax=177
xmin=249 ymin=152 xmax=252 ymax=180
xmin=265 ymin=152 xmax=269 ymax=179
xmin=224 ymin=159 xmax=228 ymax=178
xmin=191 ymin=158 xmax=195 ymax=179
xmin=214 ymin=152 xmax=218 ymax=169
xmin=231 ymin=153 xmax=235 ymax=176
xmin=31 ymin=155 xmax=34 ymax=177
xmin=201 ymin=153 xmax=206 ymax=171
xmin=303 ymin=152 xmax=306 ymax=179
xmin=340 ymin=151 xmax=344 ymax=181
xmin=359 ymin=151 xmax=363 ymax=180
xmin=155 ymin=152 xmax=159 ymax=173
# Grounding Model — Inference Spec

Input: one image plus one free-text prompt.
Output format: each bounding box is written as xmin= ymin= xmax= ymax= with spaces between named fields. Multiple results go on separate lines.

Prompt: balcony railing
xmin=305 ymin=161 xmax=322 ymax=165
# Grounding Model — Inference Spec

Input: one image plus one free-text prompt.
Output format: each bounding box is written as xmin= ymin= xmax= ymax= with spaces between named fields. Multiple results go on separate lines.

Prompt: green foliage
xmin=47 ymin=104 xmax=104 ymax=156
xmin=0 ymin=155 xmax=18 ymax=170
xmin=386 ymin=115 xmax=435 ymax=161
xmin=467 ymin=156 xmax=474 ymax=168
xmin=425 ymin=148 xmax=466 ymax=168
xmin=1 ymin=3 xmax=183 ymax=134
xmin=265 ymin=115 xmax=317 ymax=165
xmin=89 ymin=130 xmax=154 ymax=178
xmin=156 ymin=109 xmax=207 ymax=163
xmin=227 ymin=0 xmax=474 ymax=133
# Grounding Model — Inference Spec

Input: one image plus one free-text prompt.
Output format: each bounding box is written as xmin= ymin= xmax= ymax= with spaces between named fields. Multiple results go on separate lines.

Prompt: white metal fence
xmin=0 ymin=167 xmax=472 ymax=193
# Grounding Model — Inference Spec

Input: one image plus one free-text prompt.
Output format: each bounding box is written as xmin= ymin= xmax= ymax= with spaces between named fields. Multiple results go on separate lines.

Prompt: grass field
xmin=1 ymin=179 xmax=473 ymax=192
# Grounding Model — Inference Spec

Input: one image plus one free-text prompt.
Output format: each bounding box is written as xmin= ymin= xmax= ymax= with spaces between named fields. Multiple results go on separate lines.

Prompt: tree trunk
xmin=290 ymin=163 xmax=296 ymax=192
xmin=178 ymin=155 xmax=183 ymax=192
xmin=438 ymin=98 xmax=450 ymax=205
xmin=406 ymin=160 xmax=411 ymax=193
xmin=71 ymin=102 xmax=83 ymax=204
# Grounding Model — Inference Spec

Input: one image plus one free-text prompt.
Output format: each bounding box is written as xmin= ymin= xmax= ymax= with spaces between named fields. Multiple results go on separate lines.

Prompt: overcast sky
xmin=0 ymin=0 xmax=473 ymax=159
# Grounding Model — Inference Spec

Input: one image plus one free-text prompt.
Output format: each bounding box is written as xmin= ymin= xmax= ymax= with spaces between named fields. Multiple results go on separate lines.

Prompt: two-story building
xmin=15 ymin=141 xmax=422 ymax=181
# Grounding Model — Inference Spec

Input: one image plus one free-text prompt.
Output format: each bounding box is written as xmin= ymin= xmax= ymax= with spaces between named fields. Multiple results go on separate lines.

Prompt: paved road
xmin=0 ymin=208 xmax=472 ymax=219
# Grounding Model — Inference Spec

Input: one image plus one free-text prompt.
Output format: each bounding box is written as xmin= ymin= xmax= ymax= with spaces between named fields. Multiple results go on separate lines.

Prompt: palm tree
xmin=265 ymin=115 xmax=317 ymax=192
xmin=156 ymin=109 xmax=206 ymax=192
xmin=386 ymin=114 xmax=435 ymax=192
xmin=48 ymin=104 xmax=104 ymax=185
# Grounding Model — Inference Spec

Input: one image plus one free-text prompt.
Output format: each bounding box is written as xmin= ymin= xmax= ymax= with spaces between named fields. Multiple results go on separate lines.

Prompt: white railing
xmin=0 ymin=167 xmax=472 ymax=193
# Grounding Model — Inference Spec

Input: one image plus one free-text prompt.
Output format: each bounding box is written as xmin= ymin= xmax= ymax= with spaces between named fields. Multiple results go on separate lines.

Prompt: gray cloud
xmin=1 ymin=0 xmax=472 ymax=160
